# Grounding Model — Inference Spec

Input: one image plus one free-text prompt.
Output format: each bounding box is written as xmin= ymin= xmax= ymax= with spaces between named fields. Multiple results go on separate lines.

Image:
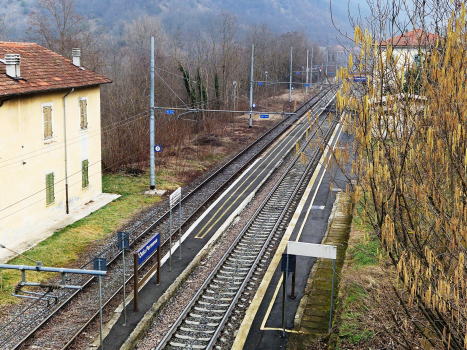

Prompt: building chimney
xmin=5 ymin=54 xmax=20 ymax=78
xmin=72 ymin=48 xmax=80 ymax=66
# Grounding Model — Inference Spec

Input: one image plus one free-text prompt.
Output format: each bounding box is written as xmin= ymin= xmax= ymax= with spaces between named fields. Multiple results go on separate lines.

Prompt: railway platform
xmin=232 ymin=125 xmax=351 ymax=350
xmin=98 ymin=108 xmax=318 ymax=350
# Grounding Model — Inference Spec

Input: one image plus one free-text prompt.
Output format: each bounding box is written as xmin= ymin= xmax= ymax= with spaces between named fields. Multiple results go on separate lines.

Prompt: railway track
xmin=0 ymin=87 xmax=336 ymax=350
xmin=155 ymin=103 xmax=339 ymax=350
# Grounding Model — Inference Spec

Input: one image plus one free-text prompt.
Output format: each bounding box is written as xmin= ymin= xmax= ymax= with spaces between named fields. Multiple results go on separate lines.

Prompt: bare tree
xmin=28 ymin=0 xmax=84 ymax=57
xmin=0 ymin=14 xmax=15 ymax=41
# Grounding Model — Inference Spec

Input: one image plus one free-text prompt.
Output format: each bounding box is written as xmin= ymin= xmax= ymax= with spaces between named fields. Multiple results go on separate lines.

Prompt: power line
xmin=0 ymin=110 xmax=149 ymax=165
xmin=0 ymin=112 xmax=150 ymax=170
xmin=0 ymin=108 xmax=231 ymax=220
xmin=0 ymin=244 xmax=38 ymax=263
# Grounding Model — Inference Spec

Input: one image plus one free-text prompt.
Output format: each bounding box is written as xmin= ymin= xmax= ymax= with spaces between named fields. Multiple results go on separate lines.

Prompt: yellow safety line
xmin=194 ymin=112 xmax=313 ymax=239
xmin=261 ymin=327 xmax=303 ymax=334
xmin=259 ymin=124 xmax=343 ymax=330
xmin=260 ymin=274 xmax=283 ymax=329
xmin=231 ymin=123 xmax=341 ymax=350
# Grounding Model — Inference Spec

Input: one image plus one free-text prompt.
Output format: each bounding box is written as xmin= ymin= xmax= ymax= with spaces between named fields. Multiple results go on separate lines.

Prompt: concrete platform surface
xmin=0 ymin=193 xmax=121 ymax=263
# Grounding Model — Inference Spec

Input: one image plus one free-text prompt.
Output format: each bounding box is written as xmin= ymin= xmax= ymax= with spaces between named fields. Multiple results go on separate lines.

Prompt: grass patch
xmin=348 ymin=235 xmax=380 ymax=268
xmin=0 ymin=169 xmax=180 ymax=307
xmin=330 ymin=203 xmax=382 ymax=349
xmin=338 ymin=284 xmax=374 ymax=344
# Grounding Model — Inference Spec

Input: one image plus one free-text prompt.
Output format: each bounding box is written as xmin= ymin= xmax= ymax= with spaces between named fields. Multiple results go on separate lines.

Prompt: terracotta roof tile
xmin=380 ymin=29 xmax=439 ymax=47
xmin=0 ymin=41 xmax=111 ymax=97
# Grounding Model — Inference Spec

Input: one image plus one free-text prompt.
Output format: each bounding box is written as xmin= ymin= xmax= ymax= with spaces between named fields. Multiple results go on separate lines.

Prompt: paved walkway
xmin=288 ymin=192 xmax=352 ymax=348
xmin=0 ymin=193 xmax=120 ymax=263
xmin=232 ymin=125 xmax=350 ymax=350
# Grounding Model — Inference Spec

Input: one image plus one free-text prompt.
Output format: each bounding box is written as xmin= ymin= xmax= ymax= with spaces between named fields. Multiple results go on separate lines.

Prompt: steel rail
xmin=58 ymin=87 xmax=337 ymax=350
xmin=4 ymin=87 xmax=335 ymax=350
xmin=155 ymin=95 xmax=338 ymax=350
xmin=206 ymin=121 xmax=338 ymax=350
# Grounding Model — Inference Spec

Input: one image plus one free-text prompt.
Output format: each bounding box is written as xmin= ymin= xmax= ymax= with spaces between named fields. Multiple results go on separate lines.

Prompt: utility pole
xmin=249 ymin=44 xmax=254 ymax=128
xmin=306 ymin=50 xmax=309 ymax=94
xmin=233 ymin=81 xmax=237 ymax=137
xmin=265 ymin=71 xmax=268 ymax=111
xmin=311 ymin=47 xmax=314 ymax=85
xmin=326 ymin=48 xmax=329 ymax=84
xmin=150 ymin=37 xmax=155 ymax=190
xmin=289 ymin=47 xmax=293 ymax=103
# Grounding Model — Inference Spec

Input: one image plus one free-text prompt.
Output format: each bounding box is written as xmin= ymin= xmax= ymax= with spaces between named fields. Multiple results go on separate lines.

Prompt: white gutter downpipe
xmin=63 ymin=88 xmax=74 ymax=214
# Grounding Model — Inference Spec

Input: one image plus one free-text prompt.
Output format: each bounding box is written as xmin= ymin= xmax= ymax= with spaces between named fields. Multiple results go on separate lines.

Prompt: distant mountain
xmin=2 ymin=0 xmax=360 ymax=44
xmin=76 ymin=0 xmax=354 ymax=43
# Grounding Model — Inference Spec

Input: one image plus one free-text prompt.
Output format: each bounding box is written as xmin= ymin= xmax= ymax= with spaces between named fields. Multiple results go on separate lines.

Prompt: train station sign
xmin=137 ymin=233 xmax=160 ymax=265
xmin=287 ymin=241 xmax=336 ymax=259
xmin=283 ymin=241 xmax=338 ymax=333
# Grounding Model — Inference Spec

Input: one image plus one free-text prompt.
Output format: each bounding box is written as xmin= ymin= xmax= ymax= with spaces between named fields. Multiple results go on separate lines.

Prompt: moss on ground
xmin=328 ymin=221 xmax=381 ymax=349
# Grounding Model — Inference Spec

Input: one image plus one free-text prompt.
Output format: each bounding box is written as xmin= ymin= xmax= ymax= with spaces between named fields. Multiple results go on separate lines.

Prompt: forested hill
xmin=2 ymin=0 xmax=357 ymax=43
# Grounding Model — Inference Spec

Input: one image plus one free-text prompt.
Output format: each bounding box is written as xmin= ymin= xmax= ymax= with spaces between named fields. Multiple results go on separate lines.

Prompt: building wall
xmin=0 ymin=86 xmax=102 ymax=248
xmin=380 ymin=47 xmax=423 ymax=72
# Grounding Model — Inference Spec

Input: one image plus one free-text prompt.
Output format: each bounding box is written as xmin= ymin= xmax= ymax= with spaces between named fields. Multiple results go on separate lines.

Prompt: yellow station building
xmin=0 ymin=42 xmax=111 ymax=252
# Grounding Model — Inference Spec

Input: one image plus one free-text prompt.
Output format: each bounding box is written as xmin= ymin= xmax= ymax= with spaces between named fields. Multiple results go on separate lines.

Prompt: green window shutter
xmin=82 ymin=160 xmax=89 ymax=188
xmin=43 ymin=106 xmax=53 ymax=139
xmin=46 ymin=173 xmax=55 ymax=205
xmin=80 ymin=99 xmax=88 ymax=129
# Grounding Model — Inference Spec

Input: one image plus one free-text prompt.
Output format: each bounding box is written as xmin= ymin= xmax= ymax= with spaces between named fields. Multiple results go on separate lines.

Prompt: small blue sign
xmin=118 ymin=232 xmax=129 ymax=251
xmin=155 ymin=145 xmax=162 ymax=152
xmin=329 ymin=72 xmax=334 ymax=75
xmin=296 ymin=71 xmax=300 ymax=74
xmin=281 ymin=253 xmax=296 ymax=274
xmin=252 ymin=103 xmax=256 ymax=108
xmin=165 ymin=110 xmax=175 ymax=114
xmin=260 ymin=114 xmax=269 ymax=118
xmin=257 ymin=82 xmax=263 ymax=86
xmin=137 ymin=233 xmax=160 ymax=265
xmin=353 ymin=76 xmax=367 ymax=82
xmin=304 ymin=84 xmax=310 ymax=87
xmin=94 ymin=258 xmax=107 ymax=272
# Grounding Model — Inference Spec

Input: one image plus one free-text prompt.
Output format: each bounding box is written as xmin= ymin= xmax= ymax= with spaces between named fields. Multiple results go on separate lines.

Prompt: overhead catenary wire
xmin=154 ymin=69 xmax=189 ymax=108
xmin=154 ymin=66 xmax=255 ymax=106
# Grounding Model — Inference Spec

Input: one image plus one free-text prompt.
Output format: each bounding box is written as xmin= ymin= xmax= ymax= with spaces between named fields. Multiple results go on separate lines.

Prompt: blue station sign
xmin=257 ymin=82 xmax=263 ymax=86
xmin=137 ymin=233 xmax=160 ymax=265
xmin=304 ymin=84 xmax=310 ymax=87
xmin=260 ymin=114 xmax=269 ymax=118
xmin=353 ymin=76 xmax=367 ymax=82
xmin=165 ymin=110 xmax=175 ymax=114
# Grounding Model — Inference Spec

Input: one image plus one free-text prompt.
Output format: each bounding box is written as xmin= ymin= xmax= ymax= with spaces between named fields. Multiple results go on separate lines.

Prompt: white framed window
xmin=42 ymin=102 xmax=54 ymax=142
xmin=79 ymin=97 xmax=88 ymax=130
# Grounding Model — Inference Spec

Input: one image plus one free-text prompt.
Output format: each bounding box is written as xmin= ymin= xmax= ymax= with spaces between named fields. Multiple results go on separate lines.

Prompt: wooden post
xmin=157 ymin=245 xmax=161 ymax=284
xmin=133 ymin=253 xmax=139 ymax=312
